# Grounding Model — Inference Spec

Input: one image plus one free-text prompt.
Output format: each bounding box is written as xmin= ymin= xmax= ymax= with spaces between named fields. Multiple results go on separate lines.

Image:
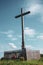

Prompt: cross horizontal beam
xmin=15 ymin=11 xmax=30 ymax=18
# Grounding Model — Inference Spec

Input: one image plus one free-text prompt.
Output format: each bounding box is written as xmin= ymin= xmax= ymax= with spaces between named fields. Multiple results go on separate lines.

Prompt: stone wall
xmin=4 ymin=49 xmax=40 ymax=60
xmin=26 ymin=50 xmax=40 ymax=60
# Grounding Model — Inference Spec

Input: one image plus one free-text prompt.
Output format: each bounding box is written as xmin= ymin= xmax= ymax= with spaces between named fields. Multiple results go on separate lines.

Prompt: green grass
xmin=0 ymin=59 xmax=43 ymax=65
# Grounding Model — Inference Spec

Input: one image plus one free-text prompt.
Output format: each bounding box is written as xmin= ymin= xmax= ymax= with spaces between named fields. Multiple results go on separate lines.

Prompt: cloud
xmin=7 ymin=34 xmax=17 ymax=41
xmin=29 ymin=4 xmax=43 ymax=23
xmin=24 ymin=27 xmax=36 ymax=37
xmin=12 ymin=38 xmax=17 ymax=41
xmin=40 ymin=49 xmax=43 ymax=54
xmin=8 ymin=43 xmax=17 ymax=49
xmin=7 ymin=30 xmax=14 ymax=34
xmin=0 ymin=30 xmax=17 ymax=41
xmin=29 ymin=4 xmax=41 ymax=15
xmin=28 ymin=38 xmax=37 ymax=41
xmin=25 ymin=3 xmax=41 ymax=15
xmin=37 ymin=36 xmax=43 ymax=40
xmin=25 ymin=45 xmax=34 ymax=50
xmin=25 ymin=2 xmax=43 ymax=23
xmin=7 ymin=34 xmax=13 ymax=38
xmin=0 ymin=30 xmax=13 ymax=35
xmin=0 ymin=42 xmax=17 ymax=52
xmin=37 ymin=33 xmax=43 ymax=40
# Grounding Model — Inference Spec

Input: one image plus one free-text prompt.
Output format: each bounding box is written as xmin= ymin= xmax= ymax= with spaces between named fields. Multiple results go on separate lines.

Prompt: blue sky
xmin=0 ymin=0 xmax=43 ymax=58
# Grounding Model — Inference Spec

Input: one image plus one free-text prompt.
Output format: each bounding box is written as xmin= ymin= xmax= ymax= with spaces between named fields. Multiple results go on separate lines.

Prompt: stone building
xmin=4 ymin=49 xmax=40 ymax=60
xmin=4 ymin=50 xmax=22 ymax=59
xmin=26 ymin=49 xmax=40 ymax=60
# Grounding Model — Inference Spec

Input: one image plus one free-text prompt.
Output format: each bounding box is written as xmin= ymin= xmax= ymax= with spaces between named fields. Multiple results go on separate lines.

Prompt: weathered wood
xmin=15 ymin=11 xmax=30 ymax=18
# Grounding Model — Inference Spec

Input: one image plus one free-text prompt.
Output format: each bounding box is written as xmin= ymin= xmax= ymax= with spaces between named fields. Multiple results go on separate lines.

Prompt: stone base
xmin=22 ymin=48 xmax=27 ymax=60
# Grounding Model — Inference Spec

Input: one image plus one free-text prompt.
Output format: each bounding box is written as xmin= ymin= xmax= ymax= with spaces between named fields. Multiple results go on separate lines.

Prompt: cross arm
xmin=15 ymin=11 xmax=30 ymax=18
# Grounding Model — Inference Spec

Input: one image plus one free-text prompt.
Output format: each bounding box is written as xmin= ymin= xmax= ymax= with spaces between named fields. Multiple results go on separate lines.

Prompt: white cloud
xmin=25 ymin=45 xmax=34 ymax=50
xmin=37 ymin=33 xmax=43 ymax=40
xmin=24 ymin=27 xmax=36 ymax=37
xmin=7 ymin=34 xmax=17 ymax=41
xmin=0 ymin=30 xmax=17 ymax=41
xmin=6 ymin=30 xmax=14 ymax=34
xmin=12 ymin=38 xmax=17 ymax=41
xmin=0 ymin=30 xmax=13 ymax=34
xmin=40 ymin=49 xmax=43 ymax=54
xmin=7 ymin=34 xmax=13 ymax=38
xmin=29 ymin=4 xmax=41 ymax=15
xmin=25 ymin=2 xmax=43 ymax=23
xmin=25 ymin=4 xmax=41 ymax=15
xmin=29 ymin=4 xmax=43 ymax=23
xmin=37 ymin=36 xmax=43 ymax=40
xmin=6 ymin=30 xmax=17 ymax=41
xmin=28 ymin=38 xmax=37 ymax=41
xmin=8 ymin=43 xmax=17 ymax=49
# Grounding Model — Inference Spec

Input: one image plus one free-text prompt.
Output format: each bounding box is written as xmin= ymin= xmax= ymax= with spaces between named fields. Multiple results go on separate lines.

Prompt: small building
xmin=4 ymin=49 xmax=40 ymax=60
xmin=26 ymin=49 xmax=40 ymax=60
xmin=4 ymin=50 xmax=22 ymax=59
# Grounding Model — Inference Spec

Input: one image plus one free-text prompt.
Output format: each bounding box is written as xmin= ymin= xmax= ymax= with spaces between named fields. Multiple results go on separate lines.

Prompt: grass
xmin=0 ymin=59 xmax=43 ymax=65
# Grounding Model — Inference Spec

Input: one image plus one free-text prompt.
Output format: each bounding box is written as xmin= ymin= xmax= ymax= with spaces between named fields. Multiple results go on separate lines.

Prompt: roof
xmin=4 ymin=50 xmax=22 ymax=54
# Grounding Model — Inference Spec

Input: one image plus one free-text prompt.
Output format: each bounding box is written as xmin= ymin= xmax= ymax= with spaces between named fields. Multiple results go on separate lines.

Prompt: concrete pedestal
xmin=22 ymin=48 xmax=27 ymax=60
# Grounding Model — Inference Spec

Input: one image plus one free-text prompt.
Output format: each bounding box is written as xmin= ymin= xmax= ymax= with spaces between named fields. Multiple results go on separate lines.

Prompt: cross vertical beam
xmin=15 ymin=8 xmax=30 ymax=49
xmin=21 ymin=8 xmax=24 ymax=49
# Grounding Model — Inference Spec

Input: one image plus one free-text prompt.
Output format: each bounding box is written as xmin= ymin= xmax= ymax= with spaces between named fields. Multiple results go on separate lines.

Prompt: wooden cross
xmin=15 ymin=8 xmax=30 ymax=49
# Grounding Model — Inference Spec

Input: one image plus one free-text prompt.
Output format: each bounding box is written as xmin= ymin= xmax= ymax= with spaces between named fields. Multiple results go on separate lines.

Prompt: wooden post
xmin=15 ymin=8 xmax=30 ymax=60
